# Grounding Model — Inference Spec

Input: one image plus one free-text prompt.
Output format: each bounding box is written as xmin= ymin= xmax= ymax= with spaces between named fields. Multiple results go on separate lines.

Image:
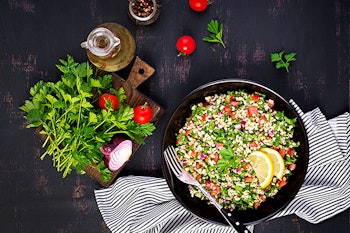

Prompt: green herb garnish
xmin=215 ymin=147 xmax=240 ymax=174
xmin=270 ymin=51 xmax=296 ymax=73
xmin=202 ymin=19 xmax=226 ymax=48
xmin=20 ymin=55 xmax=155 ymax=182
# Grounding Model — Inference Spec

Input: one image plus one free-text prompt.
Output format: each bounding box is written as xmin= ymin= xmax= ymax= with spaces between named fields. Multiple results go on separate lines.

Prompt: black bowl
xmin=161 ymin=79 xmax=309 ymax=225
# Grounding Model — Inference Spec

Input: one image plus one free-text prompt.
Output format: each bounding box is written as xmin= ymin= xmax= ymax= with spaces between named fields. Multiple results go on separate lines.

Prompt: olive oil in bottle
xmin=81 ymin=22 xmax=136 ymax=72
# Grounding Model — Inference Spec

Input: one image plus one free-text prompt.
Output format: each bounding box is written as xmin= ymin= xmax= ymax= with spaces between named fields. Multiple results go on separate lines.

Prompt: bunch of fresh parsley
xmin=20 ymin=55 xmax=155 ymax=182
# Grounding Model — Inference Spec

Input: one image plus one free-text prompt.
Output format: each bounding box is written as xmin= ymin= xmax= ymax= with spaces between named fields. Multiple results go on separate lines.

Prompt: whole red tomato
xmin=98 ymin=93 xmax=119 ymax=111
xmin=176 ymin=35 xmax=196 ymax=56
xmin=134 ymin=103 xmax=153 ymax=124
xmin=189 ymin=0 xmax=208 ymax=12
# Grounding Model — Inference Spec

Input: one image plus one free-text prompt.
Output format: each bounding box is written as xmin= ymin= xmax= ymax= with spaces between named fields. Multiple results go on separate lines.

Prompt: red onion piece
xmin=108 ymin=140 xmax=133 ymax=171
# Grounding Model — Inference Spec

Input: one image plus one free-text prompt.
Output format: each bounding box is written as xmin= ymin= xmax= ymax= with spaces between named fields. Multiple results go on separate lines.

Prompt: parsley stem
xmin=220 ymin=40 xmax=226 ymax=48
xmin=281 ymin=60 xmax=289 ymax=73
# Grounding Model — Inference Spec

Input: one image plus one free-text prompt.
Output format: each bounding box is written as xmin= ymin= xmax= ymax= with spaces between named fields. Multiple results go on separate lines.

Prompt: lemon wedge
xmin=260 ymin=148 xmax=285 ymax=180
xmin=247 ymin=151 xmax=274 ymax=188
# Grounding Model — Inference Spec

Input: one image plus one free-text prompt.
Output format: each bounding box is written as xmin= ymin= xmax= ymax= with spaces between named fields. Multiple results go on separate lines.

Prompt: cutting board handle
xmin=127 ymin=56 xmax=155 ymax=89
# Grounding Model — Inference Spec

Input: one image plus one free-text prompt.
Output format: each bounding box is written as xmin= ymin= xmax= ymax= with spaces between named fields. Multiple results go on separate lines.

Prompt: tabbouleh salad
xmin=174 ymin=90 xmax=300 ymax=211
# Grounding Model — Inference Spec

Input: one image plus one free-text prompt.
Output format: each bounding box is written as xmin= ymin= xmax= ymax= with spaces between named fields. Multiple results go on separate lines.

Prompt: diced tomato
xmin=241 ymin=162 xmax=250 ymax=170
xmin=267 ymin=99 xmax=275 ymax=108
xmin=190 ymin=151 xmax=198 ymax=157
xmin=205 ymin=182 xmax=221 ymax=197
xmin=247 ymin=106 xmax=258 ymax=117
xmin=253 ymin=202 xmax=261 ymax=209
xmin=201 ymin=113 xmax=206 ymax=121
xmin=224 ymin=105 xmax=231 ymax=113
xmin=277 ymin=179 xmax=288 ymax=188
xmin=287 ymin=148 xmax=296 ymax=156
xmin=212 ymin=153 xmax=219 ymax=163
xmin=196 ymin=174 xmax=202 ymax=181
xmin=279 ymin=148 xmax=286 ymax=157
xmin=251 ymin=94 xmax=260 ymax=102
xmin=231 ymin=101 xmax=240 ymax=107
xmin=259 ymin=115 xmax=267 ymax=123
xmin=195 ymin=162 xmax=202 ymax=169
xmin=259 ymin=194 xmax=266 ymax=202
xmin=216 ymin=142 xmax=224 ymax=150
xmin=205 ymin=181 xmax=214 ymax=189
xmin=249 ymin=141 xmax=259 ymax=148
xmin=205 ymin=181 xmax=221 ymax=196
xmin=230 ymin=97 xmax=240 ymax=107
xmin=224 ymin=105 xmax=234 ymax=119
xmin=223 ymin=106 xmax=233 ymax=116
xmin=244 ymin=176 xmax=254 ymax=182
xmin=223 ymin=105 xmax=235 ymax=119
xmin=210 ymin=186 xmax=221 ymax=197
xmin=289 ymin=163 xmax=296 ymax=170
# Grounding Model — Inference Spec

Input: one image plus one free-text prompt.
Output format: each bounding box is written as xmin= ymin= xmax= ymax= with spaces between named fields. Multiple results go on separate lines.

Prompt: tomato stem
xmin=142 ymin=102 xmax=149 ymax=109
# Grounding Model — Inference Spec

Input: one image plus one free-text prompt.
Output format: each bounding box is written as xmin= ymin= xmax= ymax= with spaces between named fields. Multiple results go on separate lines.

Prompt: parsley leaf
xmin=270 ymin=51 xmax=296 ymax=73
xmin=215 ymin=147 xmax=241 ymax=174
xmin=202 ymin=19 xmax=227 ymax=48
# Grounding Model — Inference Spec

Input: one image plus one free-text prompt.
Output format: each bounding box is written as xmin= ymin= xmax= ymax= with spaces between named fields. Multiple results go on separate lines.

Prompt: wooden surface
xmin=0 ymin=0 xmax=349 ymax=232
xmin=84 ymin=56 xmax=165 ymax=187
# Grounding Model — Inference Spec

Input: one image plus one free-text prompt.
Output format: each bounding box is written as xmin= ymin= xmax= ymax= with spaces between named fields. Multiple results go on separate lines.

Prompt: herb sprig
xmin=215 ymin=147 xmax=240 ymax=174
xmin=202 ymin=19 xmax=226 ymax=48
xmin=20 ymin=55 xmax=155 ymax=181
xmin=270 ymin=51 xmax=297 ymax=73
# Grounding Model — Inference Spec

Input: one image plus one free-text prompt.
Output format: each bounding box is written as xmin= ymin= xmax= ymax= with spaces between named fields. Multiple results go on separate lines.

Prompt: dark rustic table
xmin=0 ymin=0 xmax=349 ymax=232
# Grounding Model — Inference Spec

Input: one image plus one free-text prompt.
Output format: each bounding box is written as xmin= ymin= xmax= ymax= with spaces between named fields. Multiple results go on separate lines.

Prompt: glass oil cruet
xmin=81 ymin=23 xmax=136 ymax=72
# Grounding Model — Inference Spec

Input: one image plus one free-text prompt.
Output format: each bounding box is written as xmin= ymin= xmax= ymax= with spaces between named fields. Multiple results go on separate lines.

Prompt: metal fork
xmin=164 ymin=146 xmax=251 ymax=233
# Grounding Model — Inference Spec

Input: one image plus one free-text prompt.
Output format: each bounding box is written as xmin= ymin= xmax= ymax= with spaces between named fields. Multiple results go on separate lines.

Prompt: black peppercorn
xmin=131 ymin=0 xmax=154 ymax=18
xmin=128 ymin=0 xmax=161 ymax=25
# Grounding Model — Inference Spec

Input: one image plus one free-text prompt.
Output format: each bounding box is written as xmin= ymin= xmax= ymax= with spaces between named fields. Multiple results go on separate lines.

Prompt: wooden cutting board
xmin=84 ymin=56 xmax=165 ymax=187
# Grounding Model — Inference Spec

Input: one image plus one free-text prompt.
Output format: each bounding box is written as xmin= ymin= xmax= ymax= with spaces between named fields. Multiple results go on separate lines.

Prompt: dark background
xmin=0 ymin=0 xmax=349 ymax=232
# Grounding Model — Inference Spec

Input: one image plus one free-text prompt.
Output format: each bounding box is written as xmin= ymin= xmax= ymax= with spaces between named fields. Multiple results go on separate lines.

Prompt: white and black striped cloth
xmin=95 ymin=100 xmax=349 ymax=233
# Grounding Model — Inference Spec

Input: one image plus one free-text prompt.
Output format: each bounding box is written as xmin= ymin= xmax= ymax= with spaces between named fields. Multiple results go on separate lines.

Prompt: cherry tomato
xmin=189 ymin=0 xmax=208 ymax=12
xmin=133 ymin=103 xmax=153 ymax=124
xmin=98 ymin=93 xmax=119 ymax=111
xmin=176 ymin=35 xmax=196 ymax=56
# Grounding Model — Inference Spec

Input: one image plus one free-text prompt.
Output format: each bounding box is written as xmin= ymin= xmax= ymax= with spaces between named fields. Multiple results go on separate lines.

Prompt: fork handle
xmin=220 ymin=208 xmax=251 ymax=233
xmin=196 ymin=184 xmax=250 ymax=233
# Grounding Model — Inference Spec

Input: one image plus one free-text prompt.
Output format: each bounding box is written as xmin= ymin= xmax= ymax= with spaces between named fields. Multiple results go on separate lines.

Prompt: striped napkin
xmin=95 ymin=100 xmax=349 ymax=233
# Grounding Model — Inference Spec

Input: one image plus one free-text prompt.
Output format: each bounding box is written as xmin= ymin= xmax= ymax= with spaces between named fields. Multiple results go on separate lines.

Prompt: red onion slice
xmin=108 ymin=140 xmax=133 ymax=171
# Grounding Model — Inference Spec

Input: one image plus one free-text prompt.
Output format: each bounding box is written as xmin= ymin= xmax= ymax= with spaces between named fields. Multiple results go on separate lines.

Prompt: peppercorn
xmin=131 ymin=0 xmax=154 ymax=18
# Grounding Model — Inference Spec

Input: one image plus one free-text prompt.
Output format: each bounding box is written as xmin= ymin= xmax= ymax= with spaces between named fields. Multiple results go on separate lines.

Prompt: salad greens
xmin=20 ymin=55 xmax=155 ymax=182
